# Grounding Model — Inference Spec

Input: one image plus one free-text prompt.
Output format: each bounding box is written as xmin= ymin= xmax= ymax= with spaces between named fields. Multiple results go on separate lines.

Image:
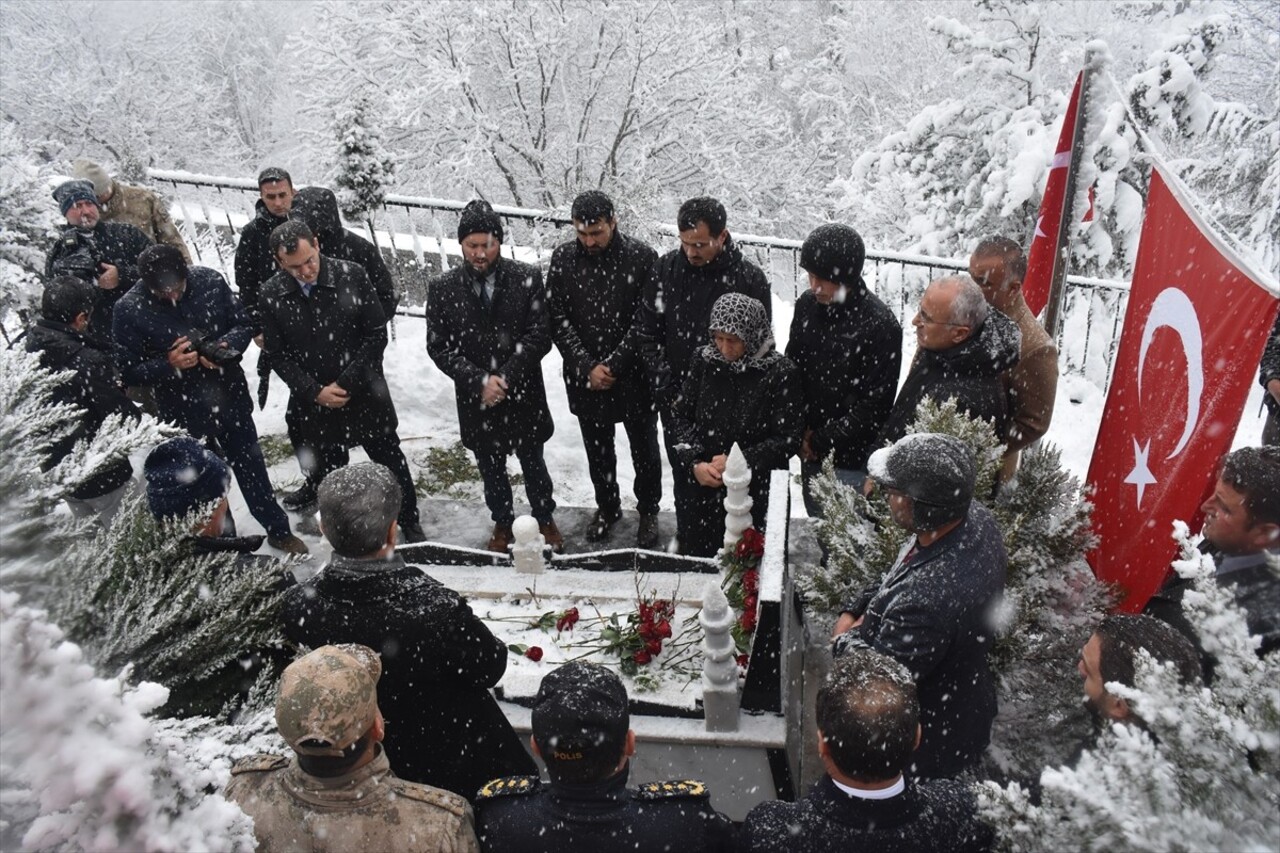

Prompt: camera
xmin=48 ymin=229 xmax=102 ymax=283
xmin=186 ymin=328 xmax=242 ymax=367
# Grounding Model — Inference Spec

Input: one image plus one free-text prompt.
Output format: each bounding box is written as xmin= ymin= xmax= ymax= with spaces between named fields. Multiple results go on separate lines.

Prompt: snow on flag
xmin=1086 ymin=164 xmax=1279 ymax=612
xmin=1024 ymin=72 xmax=1086 ymax=317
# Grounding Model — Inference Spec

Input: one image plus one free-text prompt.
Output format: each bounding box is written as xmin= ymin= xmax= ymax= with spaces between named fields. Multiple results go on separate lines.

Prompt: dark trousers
xmin=1265 ymin=405 xmax=1279 ymax=446
xmin=305 ymin=430 xmax=421 ymax=527
xmin=660 ymin=408 xmax=698 ymax=541
xmin=579 ymin=413 xmax=662 ymax=516
xmin=193 ymin=407 xmax=290 ymax=539
xmin=681 ymin=474 xmax=772 ymax=558
xmin=475 ymin=444 xmax=555 ymax=525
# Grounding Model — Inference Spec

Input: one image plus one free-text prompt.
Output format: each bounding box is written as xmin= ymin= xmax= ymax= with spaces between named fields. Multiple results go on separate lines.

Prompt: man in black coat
xmin=259 ymin=220 xmax=423 ymax=541
xmin=46 ymin=179 xmax=153 ymax=339
xmin=475 ymin=661 xmax=736 ymax=853
xmin=637 ymin=196 xmax=772 ymax=548
xmin=548 ymin=191 xmax=661 ymax=548
xmin=113 ymin=244 xmax=306 ymax=554
xmin=234 ymin=167 xmax=295 ymax=328
xmin=25 ymin=276 xmax=139 ymax=527
xmin=879 ymin=276 xmax=1020 ymax=446
xmin=426 ymin=200 xmax=561 ymax=553
xmin=832 ymin=434 xmax=1006 ymax=778
xmin=743 ymin=649 xmax=993 ymax=853
xmin=277 ymin=185 xmax=401 ymax=496
xmin=788 ymin=224 xmax=902 ymax=516
xmin=1259 ymin=312 xmax=1280 ymax=446
xmin=283 ymin=462 xmax=536 ymax=801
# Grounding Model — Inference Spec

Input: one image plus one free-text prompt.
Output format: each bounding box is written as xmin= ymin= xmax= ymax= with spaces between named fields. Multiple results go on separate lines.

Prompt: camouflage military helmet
xmin=275 ymin=644 xmax=382 ymax=757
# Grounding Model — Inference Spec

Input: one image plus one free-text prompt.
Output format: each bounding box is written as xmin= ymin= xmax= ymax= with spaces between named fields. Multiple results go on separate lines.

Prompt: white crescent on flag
xmin=1125 ymin=287 xmax=1204 ymax=507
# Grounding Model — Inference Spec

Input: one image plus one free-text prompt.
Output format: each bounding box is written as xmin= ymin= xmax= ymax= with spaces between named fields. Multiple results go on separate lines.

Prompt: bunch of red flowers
xmin=598 ymin=594 xmax=676 ymax=675
xmin=721 ymin=527 xmax=765 ymax=657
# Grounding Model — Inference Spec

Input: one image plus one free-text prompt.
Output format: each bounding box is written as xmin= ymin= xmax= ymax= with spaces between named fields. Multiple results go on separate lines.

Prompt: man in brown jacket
xmin=225 ymin=644 xmax=479 ymax=852
xmin=969 ymin=236 xmax=1058 ymax=482
xmin=74 ymin=159 xmax=191 ymax=262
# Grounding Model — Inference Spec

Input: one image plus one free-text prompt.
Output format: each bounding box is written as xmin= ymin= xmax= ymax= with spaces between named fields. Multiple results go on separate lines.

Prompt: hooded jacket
xmin=786 ymin=284 xmax=902 ymax=471
xmin=879 ymin=309 xmax=1021 ymax=446
xmin=291 ymin=186 xmax=398 ymax=321
xmin=1259 ymin=312 xmax=1280 ymax=417
xmin=426 ymin=256 xmax=554 ymax=453
xmin=547 ymin=231 xmax=657 ymax=423
xmin=24 ymin=319 xmax=138 ymax=499
xmin=234 ymin=199 xmax=289 ymax=328
xmin=638 ymin=236 xmax=772 ymax=406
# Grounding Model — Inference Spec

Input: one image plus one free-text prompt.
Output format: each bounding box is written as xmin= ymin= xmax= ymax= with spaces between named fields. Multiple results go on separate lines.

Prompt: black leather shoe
xmin=282 ymin=484 xmax=317 ymax=512
xmin=585 ymin=508 xmax=622 ymax=542
xmin=401 ymin=520 xmax=427 ymax=544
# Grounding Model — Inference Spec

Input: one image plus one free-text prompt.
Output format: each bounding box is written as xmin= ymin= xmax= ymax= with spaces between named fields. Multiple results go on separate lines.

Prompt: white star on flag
xmin=1123 ymin=437 xmax=1157 ymax=508
xmin=1034 ymin=214 xmax=1047 ymax=239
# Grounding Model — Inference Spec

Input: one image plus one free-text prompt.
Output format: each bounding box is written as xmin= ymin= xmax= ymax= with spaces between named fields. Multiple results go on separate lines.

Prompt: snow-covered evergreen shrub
xmin=0 ymin=591 xmax=260 ymax=852
xmin=48 ymin=488 xmax=295 ymax=720
xmin=0 ymin=124 xmax=57 ymax=329
xmin=807 ymin=397 xmax=1112 ymax=777
xmin=0 ymin=346 xmax=163 ymax=592
xmin=979 ymin=524 xmax=1280 ymax=852
xmin=333 ymin=93 xmax=396 ymax=226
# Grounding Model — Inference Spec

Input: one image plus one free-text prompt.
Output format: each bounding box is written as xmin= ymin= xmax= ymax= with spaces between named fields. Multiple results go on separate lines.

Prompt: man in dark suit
xmin=548 ymin=191 xmax=661 ymax=547
xmin=259 ymin=219 xmax=423 ymax=542
xmin=743 ymin=648 xmax=993 ymax=852
xmin=426 ymin=200 xmax=561 ymax=553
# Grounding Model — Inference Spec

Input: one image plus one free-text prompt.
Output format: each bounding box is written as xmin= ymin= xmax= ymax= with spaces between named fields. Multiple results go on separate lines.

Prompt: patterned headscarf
xmin=704 ymin=292 xmax=779 ymax=372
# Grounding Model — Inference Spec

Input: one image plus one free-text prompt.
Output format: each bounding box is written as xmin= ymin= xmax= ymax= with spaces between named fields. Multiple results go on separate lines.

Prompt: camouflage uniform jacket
xmin=100 ymin=179 xmax=191 ymax=262
xmin=225 ymin=748 xmax=479 ymax=852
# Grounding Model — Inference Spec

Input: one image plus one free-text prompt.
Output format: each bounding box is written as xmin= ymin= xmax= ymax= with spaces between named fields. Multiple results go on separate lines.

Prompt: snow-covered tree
xmin=0 ymin=591 xmax=265 ymax=852
xmin=808 ymin=398 xmax=1112 ymax=778
xmin=0 ymin=123 xmax=57 ymax=330
xmin=979 ymin=524 xmax=1280 ymax=852
xmin=333 ymin=92 xmax=396 ymax=226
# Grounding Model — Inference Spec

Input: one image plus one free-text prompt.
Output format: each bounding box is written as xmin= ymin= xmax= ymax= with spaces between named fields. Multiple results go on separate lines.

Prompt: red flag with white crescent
xmin=1024 ymin=72 xmax=1084 ymax=316
xmin=1085 ymin=165 xmax=1279 ymax=612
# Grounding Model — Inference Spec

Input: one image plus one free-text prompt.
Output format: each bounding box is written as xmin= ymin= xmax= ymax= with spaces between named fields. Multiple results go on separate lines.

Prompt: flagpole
xmin=1042 ymin=49 xmax=1100 ymax=341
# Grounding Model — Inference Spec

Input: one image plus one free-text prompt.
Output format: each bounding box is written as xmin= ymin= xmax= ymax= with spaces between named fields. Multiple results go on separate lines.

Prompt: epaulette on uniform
xmin=476 ymin=775 xmax=540 ymax=800
xmin=230 ymin=753 xmax=289 ymax=775
xmin=633 ymin=779 xmax=708 ymax=800
xmin=393 ymin=781 xmax=470 ymax=817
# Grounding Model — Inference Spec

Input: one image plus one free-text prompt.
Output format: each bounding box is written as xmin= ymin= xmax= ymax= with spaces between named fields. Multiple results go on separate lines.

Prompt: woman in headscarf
xmin=669 ymin=292 xmax=804 ymax=557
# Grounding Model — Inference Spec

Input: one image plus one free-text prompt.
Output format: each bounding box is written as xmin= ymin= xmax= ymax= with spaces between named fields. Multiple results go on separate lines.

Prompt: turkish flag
xmin=1024 ymin=72 xmax=1085 ymax=316
xmin=1085 ymin=165 xmax=1279 ymax=612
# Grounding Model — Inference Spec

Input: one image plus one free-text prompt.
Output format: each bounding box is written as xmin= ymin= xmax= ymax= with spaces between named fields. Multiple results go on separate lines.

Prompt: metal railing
xmin=149 ymin=168 xmax=1129 ymax=386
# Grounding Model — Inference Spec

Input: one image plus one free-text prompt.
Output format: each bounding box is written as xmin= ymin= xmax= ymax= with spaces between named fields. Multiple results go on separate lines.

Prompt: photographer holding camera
xmin=45 ymin=179 xmax=153 ymax=340
xmin=113 ymin=244 xmax=307 ymax=554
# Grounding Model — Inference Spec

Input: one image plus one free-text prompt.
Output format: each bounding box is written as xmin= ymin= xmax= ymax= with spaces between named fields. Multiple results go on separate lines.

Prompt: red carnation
xmin=638 ymin=602 xmax=654 ymax=624
xmin=653 ymin=599 xmax=674 ymax=619
xmin=639 ymin=621 xmax=659 ymax=641
xmin=742 ymin=569 xmax=759 ymax=595
xmin=743 ymin=593 xmax=758 ymax=614
xmin=555 ymin=607 xmax=580 ymax=632
xmin=736 ymin=654 xmax=750 ymax=669
xmin=738 ymin=608 xmax=757 ymax=634
xmin=633 ymin=649 xmax=652 ymax=665
xmin=645 ymin=638 xmax=662 ymax=654
xmin=655 ymin=619 xmax=672 ymax=639
xmin=736 ymin=528 xmax=765 ymax=558
xmin=525 ymin=646 xmax=544 ymax=662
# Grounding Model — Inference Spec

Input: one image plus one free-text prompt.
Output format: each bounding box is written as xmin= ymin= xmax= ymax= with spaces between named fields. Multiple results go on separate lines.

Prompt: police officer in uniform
xmin=225 ymin=644 xmax=479 ymax=852
xmin=475 ymin=661 xmax=737 ymax=852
